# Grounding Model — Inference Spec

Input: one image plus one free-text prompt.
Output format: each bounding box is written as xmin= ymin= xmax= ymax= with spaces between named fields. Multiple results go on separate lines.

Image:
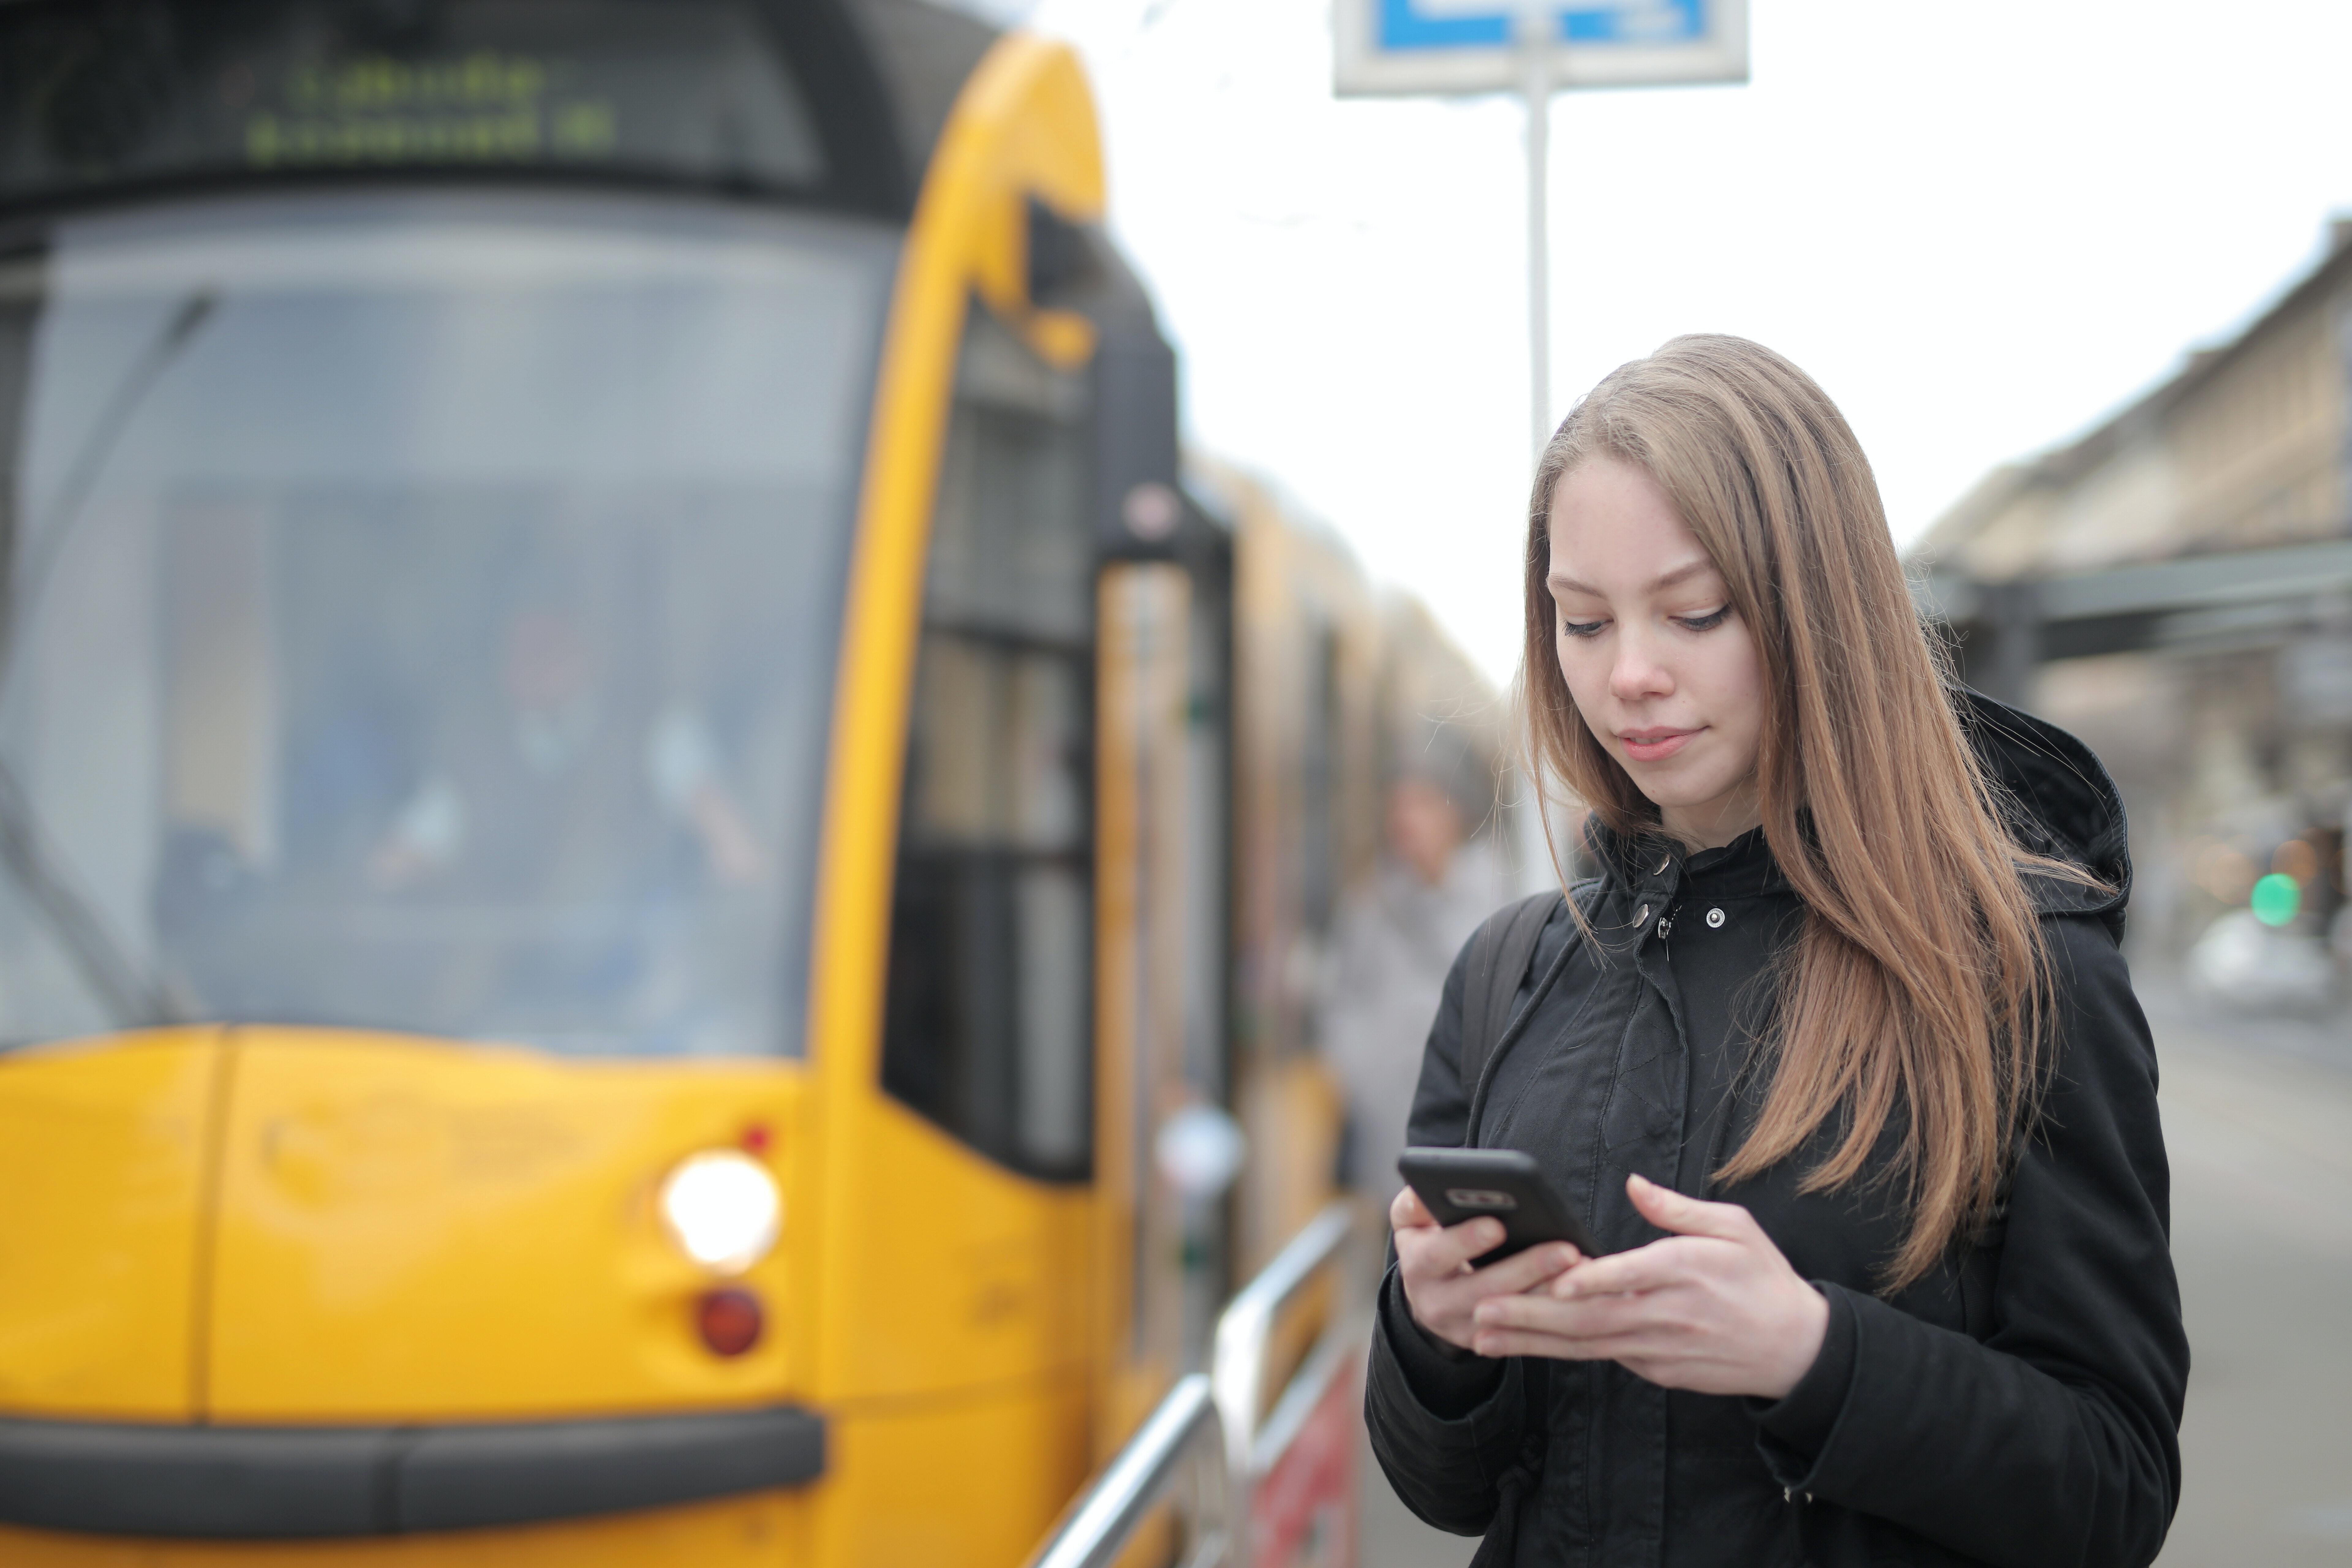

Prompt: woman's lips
xmin=1618 ymin=727 xmax=1699 ymax=763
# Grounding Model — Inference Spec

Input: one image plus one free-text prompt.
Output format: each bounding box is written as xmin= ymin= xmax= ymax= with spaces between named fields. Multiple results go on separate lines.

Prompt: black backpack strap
xmin=1461 ymin=880 xmax=1609 ymax=1145
xmin=1454 ymin=890 xmax=1587 ymax=1565
xmin=1458 ymin=892 xmax=1562 ymax=1120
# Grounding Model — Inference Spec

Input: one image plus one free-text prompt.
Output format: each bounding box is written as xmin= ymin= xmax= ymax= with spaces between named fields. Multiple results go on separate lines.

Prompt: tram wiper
xmin=0 ymin=290 xmax=217 ymax=1029
xmin=2 ymin=289 xmax=216 ymax=671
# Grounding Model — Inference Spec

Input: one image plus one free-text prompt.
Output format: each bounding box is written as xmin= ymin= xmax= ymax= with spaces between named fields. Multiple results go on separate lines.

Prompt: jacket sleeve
xmin=1364 ymin=939 xmax=1529 ymax=1536
xmin=1750 ymin=914 xmax=2188 ymax=1567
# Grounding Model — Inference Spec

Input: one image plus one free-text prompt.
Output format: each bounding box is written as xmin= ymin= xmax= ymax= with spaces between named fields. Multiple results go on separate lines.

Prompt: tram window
xmin=0 ymin=194 xmax=893 ymax=1054
xmin=881 ymin=308 xmax=1094 ymax=1181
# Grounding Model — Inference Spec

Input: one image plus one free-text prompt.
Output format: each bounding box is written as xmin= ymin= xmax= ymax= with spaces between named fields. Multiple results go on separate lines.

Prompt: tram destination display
xmin=0 ymin=0 xmax=842 ymax=209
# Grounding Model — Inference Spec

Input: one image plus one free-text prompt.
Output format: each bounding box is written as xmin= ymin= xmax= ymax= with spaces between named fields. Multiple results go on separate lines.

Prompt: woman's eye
xmin=1675 ymin=607 xmax=1731 ymax=632
xmin=1559 ymin=616 xmax=1606 ymax=639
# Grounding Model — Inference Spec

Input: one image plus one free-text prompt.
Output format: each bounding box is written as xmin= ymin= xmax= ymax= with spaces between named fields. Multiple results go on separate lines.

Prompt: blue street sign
xmin=1334 ymin=0 xmax=1745 ymax=96
xmin=1376 ymin=0 xmax=1707 ymax=52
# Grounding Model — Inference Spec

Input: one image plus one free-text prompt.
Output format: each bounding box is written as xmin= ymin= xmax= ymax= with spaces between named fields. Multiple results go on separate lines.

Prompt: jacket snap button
xmin=1706 ymin=907 xmax=1725 ymax=928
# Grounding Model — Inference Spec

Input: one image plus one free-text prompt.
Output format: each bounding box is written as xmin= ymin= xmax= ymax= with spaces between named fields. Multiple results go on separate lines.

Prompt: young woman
xmin=1366 ymin=336 xmax=2187 ymax=1567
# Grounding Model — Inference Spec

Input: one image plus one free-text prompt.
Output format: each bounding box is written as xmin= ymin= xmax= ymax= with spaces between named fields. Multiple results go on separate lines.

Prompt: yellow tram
xmin=0 ymin=3 xmax=1504 ymax=1563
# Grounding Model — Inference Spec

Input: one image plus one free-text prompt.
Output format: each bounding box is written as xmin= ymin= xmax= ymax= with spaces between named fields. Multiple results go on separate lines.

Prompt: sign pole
xmin=1333 ymin=0 xmax=1747 ymax=450
xmin=1517 ymin=0 xmax=1551 ymax=464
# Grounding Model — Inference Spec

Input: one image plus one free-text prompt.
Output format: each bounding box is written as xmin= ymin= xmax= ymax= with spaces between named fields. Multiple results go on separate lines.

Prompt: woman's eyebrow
xmin=1547 ymin=559 xmax=1717 ymax=597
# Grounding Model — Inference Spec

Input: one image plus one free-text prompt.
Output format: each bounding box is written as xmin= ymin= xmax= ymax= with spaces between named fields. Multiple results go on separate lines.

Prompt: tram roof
xmin=854 ymin=0 xmax=998 ymax=207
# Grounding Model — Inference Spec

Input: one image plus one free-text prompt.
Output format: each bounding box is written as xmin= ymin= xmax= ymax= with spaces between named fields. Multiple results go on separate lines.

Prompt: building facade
xmin=1916 ymin=220 xmax=2352 ymax=967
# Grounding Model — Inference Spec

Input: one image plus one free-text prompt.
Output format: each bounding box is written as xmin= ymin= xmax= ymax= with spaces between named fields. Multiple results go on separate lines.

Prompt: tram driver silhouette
xmin=154 ymin=588 xmax=770 ymax=1037
xmin=367 ymin=607 xmax=764 ymax=896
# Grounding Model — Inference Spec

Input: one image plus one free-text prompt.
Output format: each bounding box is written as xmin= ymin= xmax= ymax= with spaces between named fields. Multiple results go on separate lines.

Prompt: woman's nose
xmin=1609 ymin=637 xmax=1672 ymax=702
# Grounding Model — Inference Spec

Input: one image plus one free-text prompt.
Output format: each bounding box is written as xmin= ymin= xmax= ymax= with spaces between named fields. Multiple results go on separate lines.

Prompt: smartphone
xmin=1397 ymin=1146 xmax=1603 ymax=1263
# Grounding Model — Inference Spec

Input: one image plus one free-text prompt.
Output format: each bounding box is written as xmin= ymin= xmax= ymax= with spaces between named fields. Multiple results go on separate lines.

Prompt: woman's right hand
xmin=1391 ymin=1185 xmax=1582 ymax=1352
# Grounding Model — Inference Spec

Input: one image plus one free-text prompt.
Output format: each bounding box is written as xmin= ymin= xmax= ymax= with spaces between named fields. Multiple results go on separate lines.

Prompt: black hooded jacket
xmin=1365 ymin=694 xmax=2188 ymax=1568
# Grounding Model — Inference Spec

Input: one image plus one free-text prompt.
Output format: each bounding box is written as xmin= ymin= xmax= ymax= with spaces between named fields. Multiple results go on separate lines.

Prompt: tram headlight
xmin=658 ymin=1150 xmax=780 ymax=1275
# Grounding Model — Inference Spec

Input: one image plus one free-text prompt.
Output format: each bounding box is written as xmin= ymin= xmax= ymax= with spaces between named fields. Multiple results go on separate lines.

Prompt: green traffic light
xmin=2250 ymin=873 xmax=2301 ymax=928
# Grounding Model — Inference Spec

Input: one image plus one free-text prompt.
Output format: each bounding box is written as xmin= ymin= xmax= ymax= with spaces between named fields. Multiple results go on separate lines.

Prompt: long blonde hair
xmin=1522 ymin=334 xmax=2060 ymax=1288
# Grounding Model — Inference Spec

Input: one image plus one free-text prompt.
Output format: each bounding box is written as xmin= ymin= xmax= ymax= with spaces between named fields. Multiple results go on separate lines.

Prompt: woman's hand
xmin=1391 ymin=1185 xmax=1581 ymax=1352
xmin=1467 ymin=1173 xmax=1828 ymax=1398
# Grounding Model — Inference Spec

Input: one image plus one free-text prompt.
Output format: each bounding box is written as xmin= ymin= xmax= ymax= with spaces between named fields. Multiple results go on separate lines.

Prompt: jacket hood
xmin=1955 ymin=687 xmax=2131 ymax=932
xmin=1582 ymin=687 xmax=2131 ymax=935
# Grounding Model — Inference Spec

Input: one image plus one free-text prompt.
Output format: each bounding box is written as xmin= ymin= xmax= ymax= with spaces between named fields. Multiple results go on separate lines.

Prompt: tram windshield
xmin=0 ymin=192 xmax=893 ymax=1055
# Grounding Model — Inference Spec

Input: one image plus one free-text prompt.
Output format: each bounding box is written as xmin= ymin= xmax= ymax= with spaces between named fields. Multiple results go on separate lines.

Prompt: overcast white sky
xmin=982 ymin=0 xmax=2352 ymax=685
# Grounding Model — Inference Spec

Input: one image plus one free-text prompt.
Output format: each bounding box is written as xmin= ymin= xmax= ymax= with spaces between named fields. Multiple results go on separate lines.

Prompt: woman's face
xmin=1546 ymin=456 xmax=1765 ymax=850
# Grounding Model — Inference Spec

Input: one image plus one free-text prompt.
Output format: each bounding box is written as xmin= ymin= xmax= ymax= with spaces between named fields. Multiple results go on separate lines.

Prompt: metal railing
xmin=1021 ymin=1201 xmax=1359 ymax=1568
xmin=1211 ymin=1200 xmax=1355 ymax=1544
xmin=1023 ymin=1373 xmax=1228 ymax=1568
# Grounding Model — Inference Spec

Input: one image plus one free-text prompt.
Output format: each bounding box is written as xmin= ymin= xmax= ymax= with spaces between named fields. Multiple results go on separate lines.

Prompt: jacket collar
xmin=1579 ymin=687 xmax=2131 ymax=933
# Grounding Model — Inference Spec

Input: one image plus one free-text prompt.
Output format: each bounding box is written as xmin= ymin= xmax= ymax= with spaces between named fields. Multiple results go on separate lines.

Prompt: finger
xmin=1626 ymin=1172 xmax=1755 ymax=1242
xmin=1473 ymin=1288 xmax=1654 ymax=1341
xmin=1547 ymin=1240 xmax=1702 ymax=1299
xmin=1444 ymin=1215 xmax=1511 ymax=1261
xmin=1472 ymin=1305 xmax=1678 ymax=1358
xmin=1401 ymin=1215 xmax=1506 ymax=1277
xmin=1462 ymin=1242 xmax=1582 ymax=1298
xmin=1391 ymin=1185 xmax=1434 ymax=1231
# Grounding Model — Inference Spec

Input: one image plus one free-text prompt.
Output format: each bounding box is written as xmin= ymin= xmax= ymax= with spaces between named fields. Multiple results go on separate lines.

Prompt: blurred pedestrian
xmin=1319 ymin=771 xmax=1510 ymax=1210
xmin=1368 ymin=336 xmax=2186 ymax=1566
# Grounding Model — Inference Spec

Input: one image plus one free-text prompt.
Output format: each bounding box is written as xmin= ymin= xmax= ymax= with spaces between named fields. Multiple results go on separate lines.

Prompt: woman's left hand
xmin=1468 ymin=1172 xmax=1829 ymax=1399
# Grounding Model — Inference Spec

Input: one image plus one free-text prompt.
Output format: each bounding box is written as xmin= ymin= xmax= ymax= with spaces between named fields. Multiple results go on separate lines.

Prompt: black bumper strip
xmin=0 ymin=1405 xmax=825 ymax=1539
